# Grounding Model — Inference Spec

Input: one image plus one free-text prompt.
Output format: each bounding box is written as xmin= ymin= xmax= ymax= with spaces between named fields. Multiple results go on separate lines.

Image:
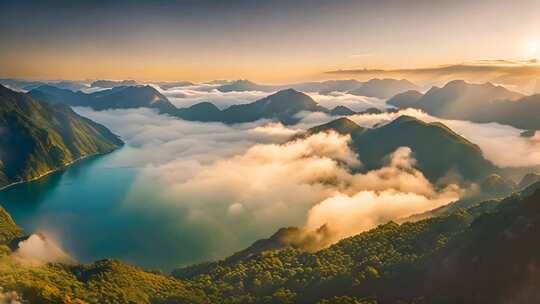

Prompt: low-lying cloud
xmin=303 ymin=147 xmax=461 ymax=248
xmin=154 ymin=82 xmax=392 ymax=112
xmin=307 ymin=91 xmax=389 ymax=111
xmin=14 ymin=233 xmax=73 ymax=265
xmin=73 ymin=106 xmax=461 ymax=267
xmin=155 ymin=83 xmax=268 ymax=109
xmin=150 ymin=136 xmax=459 ymax=253
xmin=67 ymin=97 xmax=540 ymax=269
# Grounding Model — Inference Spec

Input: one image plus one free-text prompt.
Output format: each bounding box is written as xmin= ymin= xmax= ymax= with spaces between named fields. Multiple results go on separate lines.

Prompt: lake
xmin=0 ymin=147 xmax=213 ymax=271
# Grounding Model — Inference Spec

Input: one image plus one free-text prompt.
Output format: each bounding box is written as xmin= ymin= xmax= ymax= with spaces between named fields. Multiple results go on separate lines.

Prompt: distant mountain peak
xmin=348 ymin=78 xmax=419 ymax=98
xmin=188 ymin=101 xmax=220 ymax=111
xmin=388 ymin=115 xmax=422 ymax=125
xmin=307 ymin=117 xmax=363 ymax=135
xmin=271 ymin=88 xmax=303 ymax=96
xmin=305 ymin=114 xmax=497 ymax=182
xmin=259 ymin=89 xmax=319 ymax=109
xmin=330 ymin=105 xmax=356 ymax=116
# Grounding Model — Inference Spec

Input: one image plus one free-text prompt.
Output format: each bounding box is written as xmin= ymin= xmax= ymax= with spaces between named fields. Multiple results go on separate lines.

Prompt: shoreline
xmin=0 ymin=149 xmax=117 ymax=192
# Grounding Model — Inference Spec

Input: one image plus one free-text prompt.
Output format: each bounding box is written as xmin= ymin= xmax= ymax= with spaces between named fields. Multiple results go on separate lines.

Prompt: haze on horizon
xmin=0 ymin=0 xmax=539 ymax=83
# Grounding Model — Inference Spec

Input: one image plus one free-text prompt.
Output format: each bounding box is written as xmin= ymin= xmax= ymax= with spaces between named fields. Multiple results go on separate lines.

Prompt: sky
xmin=1 ymin=0 xmax=539 ymax=83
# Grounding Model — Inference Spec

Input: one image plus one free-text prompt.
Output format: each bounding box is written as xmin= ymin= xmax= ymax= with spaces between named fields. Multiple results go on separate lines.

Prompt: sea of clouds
xmin=153 ymin=83 xmax=389 ymax=111
xmin=68 ymin=87 xmax=540 ymax=268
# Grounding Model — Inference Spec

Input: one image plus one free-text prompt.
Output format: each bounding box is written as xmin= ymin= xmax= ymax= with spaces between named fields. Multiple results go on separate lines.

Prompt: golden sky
xmin=1 ymin=0 xmax=539 ymax=83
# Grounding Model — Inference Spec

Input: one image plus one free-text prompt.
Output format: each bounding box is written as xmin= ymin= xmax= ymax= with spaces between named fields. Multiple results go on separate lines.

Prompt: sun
xmin=525 ymin=39 xmax=539 ymax=58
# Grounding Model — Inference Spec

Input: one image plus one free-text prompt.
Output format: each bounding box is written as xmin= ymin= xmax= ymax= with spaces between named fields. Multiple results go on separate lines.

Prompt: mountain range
xmin=216 ymin=79 xmax=364 ymax=94
xmin=348 ymin=78 xmax=419 ymax=98
xmin=307 ymin=116 xmax=497 ymax=183
xmin=216 ymin=78 xmax=416 ymax=96
xmin=90 ymin=79 xmax=139 ymax=88
xmin=29 ymin=85 xmax=358 ymax=125
xmin=0 ymin=85 xmax=123 ymax=189
xmin=169 ymin=181 xmax=540 ymax=304
xmin=2 ymin=79 xmax=540 ymax=302
xmin=0 ymin=78 xmax=89 ymax=92
xmin=178 ymin=89 xmax=328 ymax=124
xmin=157 ymin=81 xmax=195 ymax=90
xmin=388 ymin=80 xmax=540 ymax=130
xmin=28 ymin=85 xmax=177 ymax=114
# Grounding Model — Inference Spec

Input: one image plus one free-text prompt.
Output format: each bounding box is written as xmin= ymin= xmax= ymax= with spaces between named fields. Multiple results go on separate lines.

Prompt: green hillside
xmin=170 ymin=182 xmax=540 ymax=303
xmin=1 ymin=182 xmax=540 ymax=303
xmin=308 ymin=115 xmax=497 ymax=183
xmin=0 ymin=85 xmax=123 ymax=188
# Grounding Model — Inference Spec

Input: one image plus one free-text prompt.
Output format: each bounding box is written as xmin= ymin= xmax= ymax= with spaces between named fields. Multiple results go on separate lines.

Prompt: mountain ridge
xmin=0 ymin=85 xmax=123 ymax=189
xmin=386 ymin=80 xmax=540 ymax=129
xmin=307 ymin=115 xmax=497 ymax=182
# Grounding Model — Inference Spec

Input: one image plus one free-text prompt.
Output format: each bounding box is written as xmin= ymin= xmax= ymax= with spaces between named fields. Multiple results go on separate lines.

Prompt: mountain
xmin=357 ymin=107 xmax=384 ymax=115
xmin=348 ymin=78 xmax=419 ymax=98
xmin=220 ymin=89 xmax=327 ymax=124
xmin=30 ymin=85 xmax=330 ymax=124
xmin=2 ymin=173 xmax=540 ymax=303
xmin=0 ymin=207 xmax=21 ymax=244
xmin=482 ymin=94 xmax=540 ymax=130
xmin=386 ymin=89 xmax=423 ymax=108
xmin=217 ymin=80 xmax=279 ymax=92
xmin=0 ymin=85 xmax=123 ymax=189
xmin=405 ymin=173 xmax=516 ymax=222
xmin=289 ymin=79 xmax=364 ymax=94
xmin=28 ymin=85 xmax=178 ymax=114
xmin=177 ymin=89 xmax=329 ymax=124
xmin=387 ymin=80 xmax=540 ymax=129
xmin=27 ymin=85 xmax=92 ymax=106
xmin=158 ymin=81 xmax=195 ymax=90
xmin=329 ymin=105 xmax=356 ymax=116
xmin=519 ymin=172 xmax=540 ymax=189
xmin=171 ymin=182 xmax=540 ymax=303
xmin=422 ymin=182 xmax=540 ymax=303
xmin=176 ymin=102 xmax=224 ymax=121
xmin=399 ymin=80 xmax=523 ymax=119
xmin=307 ymin=117 xmax=364 ymax=135
xmin=90 ymin=79 xmax=139 ymax=88
xmin=0 ymin=79 xmax=46 ymax=91
xmin=0 ymin=79 xmax=88 ymax=92
xmin=216 ymin=79 xmax=364 ymax=94
xmin=308 ymin=115 xmax=497 ymax=182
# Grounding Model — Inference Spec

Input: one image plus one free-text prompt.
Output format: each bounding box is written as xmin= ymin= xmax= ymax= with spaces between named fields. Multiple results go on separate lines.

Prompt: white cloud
xmin=14 ymin=233 xmax=73 ymax=265
xmin=307 ymin=91 xmax=390 ymax=111
xmin=71 ymin=106 xmax=466 ymax=263
xmin=303 ymin=147 xmax=461 ymax=247
xmin=154 ymin=83 xmax=268 ymax=109
xmin=138 ymin=132 xmax=458 ymax=253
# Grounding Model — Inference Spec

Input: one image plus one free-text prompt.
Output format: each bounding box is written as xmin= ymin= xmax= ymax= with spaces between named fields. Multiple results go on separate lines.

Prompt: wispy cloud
xmin=327 ymin=59 xmax=540 ymax=76
xmin=326 ymin=59 xmax=540 ymax=93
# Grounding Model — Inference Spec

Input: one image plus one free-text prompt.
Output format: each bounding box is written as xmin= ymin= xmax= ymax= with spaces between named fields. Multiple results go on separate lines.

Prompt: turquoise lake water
xmin=0 ymin=148 xmax=211 ymax=271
